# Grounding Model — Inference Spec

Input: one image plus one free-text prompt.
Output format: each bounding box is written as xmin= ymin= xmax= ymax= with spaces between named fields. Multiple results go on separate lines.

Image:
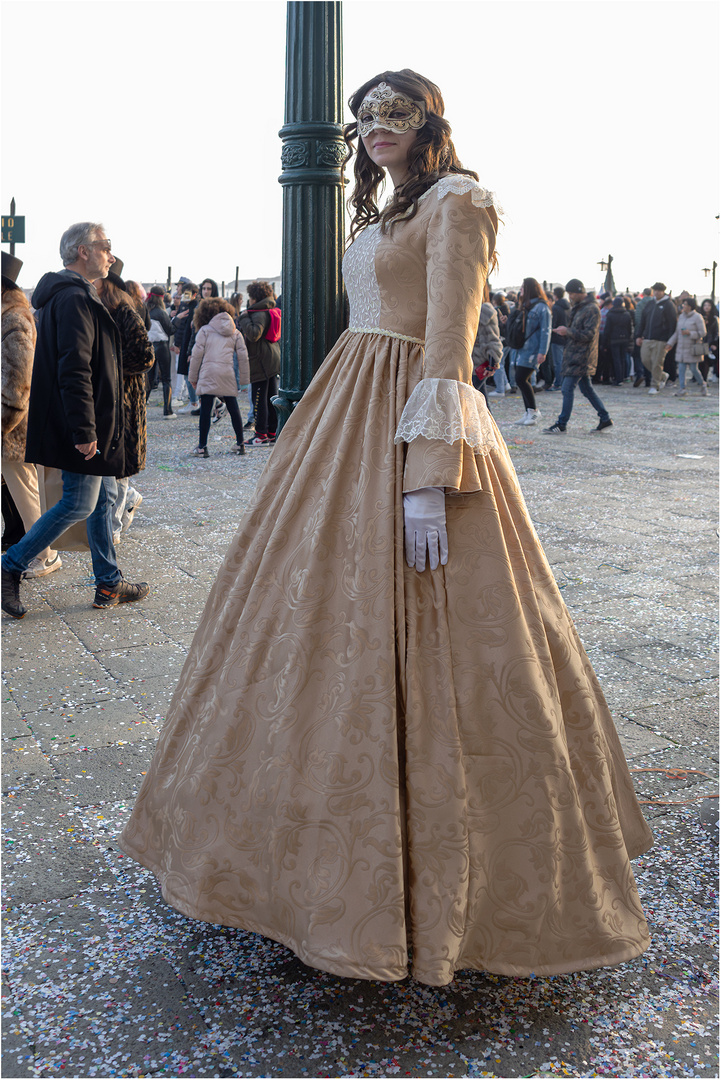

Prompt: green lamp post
xmin=273 ymin=1 xmax=346 ymax=431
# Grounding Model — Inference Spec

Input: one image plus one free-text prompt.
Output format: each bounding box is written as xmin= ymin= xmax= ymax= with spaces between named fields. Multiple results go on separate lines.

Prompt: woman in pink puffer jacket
xmin=188 ymin=298 xmax=250 ymax=456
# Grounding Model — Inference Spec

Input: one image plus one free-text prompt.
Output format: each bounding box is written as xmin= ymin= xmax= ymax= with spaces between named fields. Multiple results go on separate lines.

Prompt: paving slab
xmin=2 ymin=787 xmax=118 ymax=903
xmin=26 ymin=697 xmax=158 ymax=754
xmin=51 ymin=742 xmax=158 ymax=806
xmin=1 ymin=738 xmax=55 ymax=788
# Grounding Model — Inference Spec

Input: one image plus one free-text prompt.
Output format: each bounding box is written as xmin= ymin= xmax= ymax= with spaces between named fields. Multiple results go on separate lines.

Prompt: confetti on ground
xmin=1 ymin=803 xmax=717 ymax=1078
xmin=2 ymin=387 xmax=717 ymax=1077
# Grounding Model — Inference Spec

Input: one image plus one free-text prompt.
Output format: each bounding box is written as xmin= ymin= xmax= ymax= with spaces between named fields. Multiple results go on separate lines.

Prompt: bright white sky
xmin=2 ymin=0 xmax=719 ymax=297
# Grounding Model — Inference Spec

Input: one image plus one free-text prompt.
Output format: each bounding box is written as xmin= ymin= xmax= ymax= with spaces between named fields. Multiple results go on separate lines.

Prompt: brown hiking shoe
xmin=92 ymin=578 xmax=149 ymax=609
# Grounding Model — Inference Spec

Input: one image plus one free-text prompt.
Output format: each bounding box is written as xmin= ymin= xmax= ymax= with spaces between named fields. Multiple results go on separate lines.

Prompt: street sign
xmin=2 ymin=216 xmax=25 ymax=243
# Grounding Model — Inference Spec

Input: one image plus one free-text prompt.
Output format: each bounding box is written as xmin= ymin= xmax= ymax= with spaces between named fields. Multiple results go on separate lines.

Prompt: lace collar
xmin=417 ymin=175 xmax=499 ymax=210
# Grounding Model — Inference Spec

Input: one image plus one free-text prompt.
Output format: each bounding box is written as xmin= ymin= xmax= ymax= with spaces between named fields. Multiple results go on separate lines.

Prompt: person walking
xmin=121 ymin=70 xmax=651 ymax=988
xmin=237 ymin=281 xmax=281 ymax=445
xmin=549 ymin=285 xmax=571 ymax=390
xmin=94 ymin=261 xmax=155 ymax=543
xmin=699 ymin=298 xmax=719 ymax=383
xmin=603 ymin=296 xmax=634 ymax=385
xmin=471 ymin=285 xmax=503 ymax=403
xmin=486 ymin=292 xmax=512 ymax=397
xmin=511 ymin=277 xmax=552 ymax=426
xmin=187 ymin=297 xmax=249 ymax=457
xmin=1 ymin=252 xmax=61 ymax=579
xmin=543 ymin=279 xmax=613 ymax=434
xmin=172 ymin=282 xmax=199 ymax=413
xmin=1 ymin=222 xmax=148 ymax=618
xmin=633 ymin=288 xmax=653 ymax=387
xmin=637 ymin=281 xmax=677 ymax=394
xmin=146 ymin=285 xmax=176 ymax=417
xmin=666 ymin=298 xmax=708 ymax=397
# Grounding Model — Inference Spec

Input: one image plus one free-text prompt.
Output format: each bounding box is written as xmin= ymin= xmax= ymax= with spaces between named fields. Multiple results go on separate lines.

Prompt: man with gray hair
xmin=1 ymin=222 xmax=149 ymax=618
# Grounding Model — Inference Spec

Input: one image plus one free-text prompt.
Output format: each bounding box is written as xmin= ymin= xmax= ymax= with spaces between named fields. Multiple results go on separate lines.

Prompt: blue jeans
xmin=633 ymin=344 xmax=649 ymax=384
xmin=507 ymin=349 xmax=518 ymax=388
xmin=550 ymin=343 xmax=564 ymax=388
xmin=184 ymin=377 xmax=198 ymax=405
xmin=3 ymin=471 xmax=120 ymax=586
xmin=677 ymin=363 xmax=704 ymax=390
xmin=558 ymin=375 xmax=610 ymax=428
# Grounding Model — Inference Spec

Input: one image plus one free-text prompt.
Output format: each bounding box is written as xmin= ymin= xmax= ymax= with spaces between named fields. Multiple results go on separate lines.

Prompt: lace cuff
xmin=394 ymin=378 xmax=499 ymax=456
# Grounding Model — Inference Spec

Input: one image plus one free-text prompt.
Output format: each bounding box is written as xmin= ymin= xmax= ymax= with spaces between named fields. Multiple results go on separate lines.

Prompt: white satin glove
xmin=403 ymin=486 xmax=449 ymax=572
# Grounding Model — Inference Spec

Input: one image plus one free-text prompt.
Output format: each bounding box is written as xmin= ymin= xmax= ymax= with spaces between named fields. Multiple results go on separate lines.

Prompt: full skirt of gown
xmin=120 ymin=326 xmax=653 ymax=986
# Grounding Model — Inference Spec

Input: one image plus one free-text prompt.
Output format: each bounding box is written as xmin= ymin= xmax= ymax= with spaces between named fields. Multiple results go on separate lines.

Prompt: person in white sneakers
xmin=512 ymin=277 xmax=552 ymax=426
xmin=666 ymin=298 xmax=708 ymax=397
xmin=637 ymin=281 xmax=677 ymax=394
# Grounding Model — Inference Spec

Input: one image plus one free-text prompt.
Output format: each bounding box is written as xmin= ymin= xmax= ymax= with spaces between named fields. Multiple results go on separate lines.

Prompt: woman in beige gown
xmin=121 ymin=70 xmax=653 ymax=987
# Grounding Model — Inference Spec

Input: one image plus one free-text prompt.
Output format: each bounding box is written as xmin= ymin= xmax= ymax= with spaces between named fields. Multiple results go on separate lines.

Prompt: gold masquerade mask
xmin=356 ymin=82 xmax=426 ymax=138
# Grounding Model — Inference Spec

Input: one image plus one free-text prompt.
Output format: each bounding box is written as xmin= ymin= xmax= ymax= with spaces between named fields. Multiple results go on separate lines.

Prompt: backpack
xmin=264 ymin=308 xmax=281 ymax=342
xmin=507 ymin=307 xmax=526 ymax=350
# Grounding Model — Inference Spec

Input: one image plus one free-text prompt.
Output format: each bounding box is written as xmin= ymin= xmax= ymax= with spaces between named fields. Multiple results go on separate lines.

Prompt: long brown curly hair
xmin=193 ymin=297 xmax=235 ymax=330
xmin=343 ymin=69 xmax=479 ymax=243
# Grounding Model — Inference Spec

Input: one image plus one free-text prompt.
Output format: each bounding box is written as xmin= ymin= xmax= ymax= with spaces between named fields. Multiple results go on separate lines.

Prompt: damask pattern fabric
xmin=120 ymin=180 xmax=652 ymax=986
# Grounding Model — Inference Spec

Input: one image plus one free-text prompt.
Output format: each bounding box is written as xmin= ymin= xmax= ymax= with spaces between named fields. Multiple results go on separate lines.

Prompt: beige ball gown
xmin=120 ymin=176 xmax=653 ymax=986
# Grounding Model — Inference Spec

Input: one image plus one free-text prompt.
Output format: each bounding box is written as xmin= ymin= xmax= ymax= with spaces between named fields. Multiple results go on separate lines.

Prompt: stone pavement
xmin=2 ymin=383 xmax=718 ymax=1079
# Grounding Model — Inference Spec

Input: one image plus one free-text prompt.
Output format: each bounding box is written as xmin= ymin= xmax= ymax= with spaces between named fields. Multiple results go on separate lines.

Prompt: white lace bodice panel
xmin=342 ymin=224 xmax=383 ymax=330
xmin=342 ymin=177 xmax=498 ymax=335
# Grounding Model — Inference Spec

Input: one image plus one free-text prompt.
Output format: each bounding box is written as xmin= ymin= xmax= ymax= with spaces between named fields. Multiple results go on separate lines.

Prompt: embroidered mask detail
xmin=356 ymin=82 xmax=426 ymax=138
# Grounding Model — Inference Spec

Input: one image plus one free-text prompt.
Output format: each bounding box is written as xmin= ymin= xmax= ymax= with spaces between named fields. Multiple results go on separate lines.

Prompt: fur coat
xmin=2 ymin=285 xmax=37 ymax=462
xmin=114 ymin=302 xmax=155 ymax=477
xmin=471 ymin=302 xmax=503 ymax=372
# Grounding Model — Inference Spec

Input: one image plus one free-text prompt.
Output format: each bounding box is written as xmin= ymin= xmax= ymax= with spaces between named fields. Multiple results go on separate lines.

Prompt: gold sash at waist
xmin=347 ymin=326 xmax=425 ymax=346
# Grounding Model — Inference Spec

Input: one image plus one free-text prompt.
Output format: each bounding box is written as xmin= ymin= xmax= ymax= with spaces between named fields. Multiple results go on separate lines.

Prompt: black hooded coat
xmin=26 ymin=270 xmax=125 ymax=476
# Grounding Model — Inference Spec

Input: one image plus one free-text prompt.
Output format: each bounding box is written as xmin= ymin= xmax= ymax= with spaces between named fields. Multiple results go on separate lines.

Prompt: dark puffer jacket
xmin=639 ymin=297 xmax=677 ymax=342
xmin=603 ymin=307 xmax=633 ymax=348
xmin=27 ymin=270 xmax=124 ymax=476
xmin=562 ymin=295 xmax=601 ymax=378
xmin=237 ymin=298 xmax=280 ymax=382
xmin=112 ymin=302 xmax=155 ymax=476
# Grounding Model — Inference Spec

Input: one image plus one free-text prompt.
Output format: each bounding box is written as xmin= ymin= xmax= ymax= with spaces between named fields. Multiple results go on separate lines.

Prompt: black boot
xmin=2 ymin=566 xmax=26 ymax=618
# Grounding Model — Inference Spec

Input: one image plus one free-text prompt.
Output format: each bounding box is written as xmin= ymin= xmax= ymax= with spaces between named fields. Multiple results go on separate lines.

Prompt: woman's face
xmin=361 ymin=125 xmax=417 ymax=178
xmin=359 ymin=85 xmax=419 ymax=182
xmin=682 ymin=301 xmax=692 ymax=315
xmin=202 ymin=282 xmax=214 ymax=298
xmin=702 ymin=300 xmax=712 ymax=315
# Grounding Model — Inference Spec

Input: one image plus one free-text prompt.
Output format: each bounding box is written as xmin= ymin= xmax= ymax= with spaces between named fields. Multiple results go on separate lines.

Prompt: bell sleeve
xmin=394 ymin=181 xmax=500 ymax=493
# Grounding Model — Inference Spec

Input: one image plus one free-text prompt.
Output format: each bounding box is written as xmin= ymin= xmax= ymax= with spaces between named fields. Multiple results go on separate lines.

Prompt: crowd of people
xmin=0 ymin=237 xmax=283 ymax=608
xmin=119 ymin=274 xmax=282 ymax=452
xmin=2 ymin=230 xmax=718 ymax=609
xmin=470 ymin=279 xmax=719 ymax=431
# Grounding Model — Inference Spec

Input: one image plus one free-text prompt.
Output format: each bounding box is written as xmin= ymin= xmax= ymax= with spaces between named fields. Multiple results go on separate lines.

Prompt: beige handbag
xmin=37 ymin=466 xmax=90 ymax=551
